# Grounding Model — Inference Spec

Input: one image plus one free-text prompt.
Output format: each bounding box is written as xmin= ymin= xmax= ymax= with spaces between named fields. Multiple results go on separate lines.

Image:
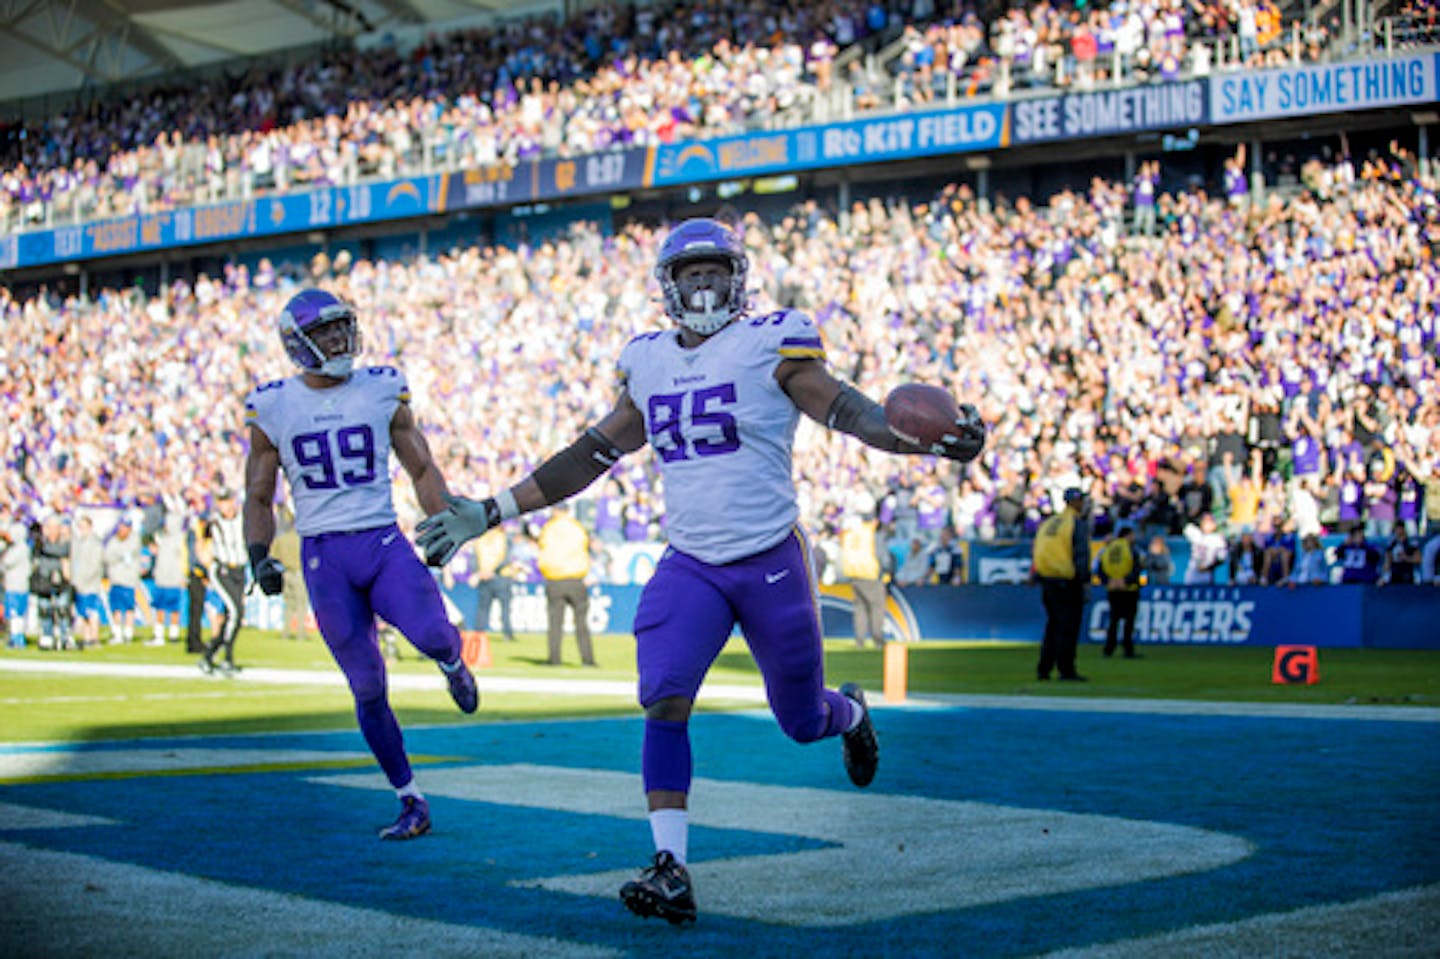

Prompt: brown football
xmin=884 ymin=383 xmax=959 ymax=447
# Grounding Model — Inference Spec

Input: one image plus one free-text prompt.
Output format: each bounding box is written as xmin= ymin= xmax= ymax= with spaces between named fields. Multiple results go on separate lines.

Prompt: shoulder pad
xmin=618 ymin=329 xmax=668 ymax=367
xmin=362 ymin=364 xmax=410 ymax=401
xmin=249 ymin=378 xmax=288 ymax=397
xmin=245 ymin=378 xmax=287 ymax=412
xmin=624 ymin=330 xmax=669 ymax=348
xmin=746 ymin=309 xmax=825 ymax=360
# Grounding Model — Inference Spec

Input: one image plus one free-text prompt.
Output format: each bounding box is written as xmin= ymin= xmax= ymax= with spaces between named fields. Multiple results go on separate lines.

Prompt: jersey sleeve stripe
xmin=778 ymin=345 xmax=826 ymax=359
xmin=780 ymin=335 xmax=824 ymax=349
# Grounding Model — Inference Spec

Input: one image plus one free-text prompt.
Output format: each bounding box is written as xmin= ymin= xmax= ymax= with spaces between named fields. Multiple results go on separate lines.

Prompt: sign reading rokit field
xmin=648 ymin=103 xmax=1007 ymax=186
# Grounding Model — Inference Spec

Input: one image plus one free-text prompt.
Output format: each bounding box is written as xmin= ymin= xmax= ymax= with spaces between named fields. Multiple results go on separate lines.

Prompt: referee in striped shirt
xmin=200 ymin=489 xmax=248 ymax=675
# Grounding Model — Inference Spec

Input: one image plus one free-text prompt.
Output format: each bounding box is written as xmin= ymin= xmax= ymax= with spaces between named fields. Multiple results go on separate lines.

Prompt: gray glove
xmin=931 ymin=403 xmax=986 ymax=462
xmin=416 ymin=494 xmax=499 ymax=567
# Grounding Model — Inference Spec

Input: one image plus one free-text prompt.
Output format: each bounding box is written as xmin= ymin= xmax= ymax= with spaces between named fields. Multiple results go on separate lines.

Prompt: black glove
xmin=931 ymin=403 xmax=986 ymax=462
xmin=248 ymin=544 xmax=285 ymax=595
xmin=254 ymin=558 xmax=284 ymax=595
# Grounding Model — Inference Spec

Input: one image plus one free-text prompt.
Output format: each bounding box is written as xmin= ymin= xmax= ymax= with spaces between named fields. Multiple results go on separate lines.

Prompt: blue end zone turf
xmin=1 ymin=705 xmax=1436 ymax=956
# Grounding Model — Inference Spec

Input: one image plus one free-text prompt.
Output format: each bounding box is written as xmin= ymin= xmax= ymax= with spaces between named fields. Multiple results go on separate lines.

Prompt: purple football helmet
xmin=278 ymin=288 xmax=360 ymax=379
xmin=654 ymin=218 xmax=749 ymax=335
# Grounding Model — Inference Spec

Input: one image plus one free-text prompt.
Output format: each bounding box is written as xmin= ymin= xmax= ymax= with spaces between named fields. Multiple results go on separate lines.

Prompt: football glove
xmin=252 ymin=557 xmax=285 ymax=596
xmin=417 ymin=493 xmax=499 ymax=567
xmin=930 ymin=403 xmax=986 ymax=462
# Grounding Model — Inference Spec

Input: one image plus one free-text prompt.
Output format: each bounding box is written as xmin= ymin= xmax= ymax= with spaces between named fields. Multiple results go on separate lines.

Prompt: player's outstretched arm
xmin=778 ymin=359 xmax=985 ymax=462
xmin=418 ymin=391 xmax=646 ymax=567
xmin=243 ymin=425 xmax=286 ymax=595
xmin=391 ymin=402 xmax=451 ymax=516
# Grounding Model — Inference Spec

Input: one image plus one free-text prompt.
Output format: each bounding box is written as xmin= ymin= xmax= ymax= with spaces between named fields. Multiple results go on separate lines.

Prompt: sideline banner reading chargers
xmin=241 ymin=580 xmax=1440 ymax=649
xmin=888 ymin=583 xmax=1440 ymax=649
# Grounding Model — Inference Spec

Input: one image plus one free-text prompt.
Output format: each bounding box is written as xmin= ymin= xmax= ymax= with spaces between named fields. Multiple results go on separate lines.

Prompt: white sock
xmin=844 ymin=696 xmax=866 ymax=732
xmin=397 ymin=781 xmax=423 ymax=800
xmin=649 ymin=808 xmax=689 ymax=864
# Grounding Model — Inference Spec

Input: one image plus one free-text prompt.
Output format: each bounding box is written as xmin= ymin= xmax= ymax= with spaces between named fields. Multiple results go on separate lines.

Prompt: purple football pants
xmin=634 ymin=528 xmax=853 ymax=794
xmin=302 ymin=524 xmax=462 ymax=789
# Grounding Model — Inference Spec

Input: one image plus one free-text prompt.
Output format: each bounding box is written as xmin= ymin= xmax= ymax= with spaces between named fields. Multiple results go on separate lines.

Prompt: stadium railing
xmin=7 ymin=7 xmax=1420 ymax=239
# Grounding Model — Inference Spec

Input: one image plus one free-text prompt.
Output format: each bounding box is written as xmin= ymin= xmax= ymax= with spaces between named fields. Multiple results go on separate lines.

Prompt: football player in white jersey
xmin=243 ymin=288 xmax=479 ymax=841
xmin=419 ymin=218 xmax=985 ymax=922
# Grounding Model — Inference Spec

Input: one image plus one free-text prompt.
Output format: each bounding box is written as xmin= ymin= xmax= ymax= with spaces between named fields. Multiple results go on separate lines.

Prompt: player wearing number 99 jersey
xmin=242 ymin=288 xmax=479 ymax=842
xmin=418 ymin=219 xmax=988 ymax=924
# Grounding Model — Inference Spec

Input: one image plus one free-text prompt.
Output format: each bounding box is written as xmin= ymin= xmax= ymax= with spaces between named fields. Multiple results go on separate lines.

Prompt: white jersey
xmin=103 ymin=533 xmax=142 ymax=588
xmin=2 ymin=539 xmax=31 ymax=593
xmin=70 ymin=534 xmax=105 ymax=594
xmin=618 ymin=309 xmax=826 ymax=565
xmin=151 ymin=516 xmax=188 ymax=588
xmin=245 ymin=366 xmax=407 ymax=537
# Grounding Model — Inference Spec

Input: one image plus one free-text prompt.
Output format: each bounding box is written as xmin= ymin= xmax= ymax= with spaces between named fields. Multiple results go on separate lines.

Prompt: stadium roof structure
xmin=1 ymin=0 xmax=560 ymax=109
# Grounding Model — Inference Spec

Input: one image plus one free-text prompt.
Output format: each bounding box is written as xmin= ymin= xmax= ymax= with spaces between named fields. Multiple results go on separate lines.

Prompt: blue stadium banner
xmin=1083 ymin=584 xmax=1363 ymax=648
xmin=533 ymin=149 xmax=648 ymax=201
xmin=446 ymin=163 xmax=524 ymax=209
xmin=870 ymin=583 xmax=1440 ymax=649
xmin=1210 ymin=52 xmax=1439 ymax=124
xmin=441 ymin=148 xmax=649 ymax=211
xmin=4 ymin=176 xmax=448 ymax=270
xmin=647 ymin=103 xmax=1007 ymax=187
xmin=1010 ymin=80 xmax=1208 ymax=144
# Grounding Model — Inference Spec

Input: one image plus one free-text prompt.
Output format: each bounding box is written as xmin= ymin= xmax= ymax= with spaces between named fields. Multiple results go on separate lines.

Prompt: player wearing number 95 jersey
xmin=243 ymin=288 xmax=479 ymax=842
xmin=418 ymin=218 xmax=987 ymax=924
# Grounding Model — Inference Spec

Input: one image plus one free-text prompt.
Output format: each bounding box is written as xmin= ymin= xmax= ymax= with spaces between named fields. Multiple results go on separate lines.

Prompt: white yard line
xmin=0 ymin=657 xmax=769 ymax=703
xmin=906 ymin=692 xmax=1440 ymax=722
xmin=2 ymin=658 xmax=1436 ymax=722
xmin=0 ymin=841 xmax=620 ymax=959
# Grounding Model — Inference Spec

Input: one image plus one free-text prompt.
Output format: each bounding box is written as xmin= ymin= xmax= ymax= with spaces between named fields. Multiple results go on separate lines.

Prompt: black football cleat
xmin=619 ymin=851 xmax=696 ymax=925
xmin=378 ymin=795 xmax=431 ymax=840
xmin=839 ymin=682 xmax=879 ymax=787
xmin=442 ymin=660 xmax=479 ymax=714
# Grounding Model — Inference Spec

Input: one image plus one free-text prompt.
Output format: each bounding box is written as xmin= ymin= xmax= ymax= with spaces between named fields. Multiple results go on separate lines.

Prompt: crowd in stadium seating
xmin=1 ymin=0 xmax=1364 ymax=233
xmin=3 ymin=139 xmax=1439 ymax=591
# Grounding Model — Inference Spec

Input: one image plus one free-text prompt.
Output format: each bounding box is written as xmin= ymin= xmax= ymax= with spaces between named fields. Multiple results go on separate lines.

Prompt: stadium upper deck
xmin=3 ymin=0 xmax=1433 ymax=253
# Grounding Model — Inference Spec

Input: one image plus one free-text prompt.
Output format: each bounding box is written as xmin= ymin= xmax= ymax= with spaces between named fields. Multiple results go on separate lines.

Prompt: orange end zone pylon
xmin=883 ymin=641 xmax=908 ymax=704
xmin=461 ymin=630 xmax=492 ymax=669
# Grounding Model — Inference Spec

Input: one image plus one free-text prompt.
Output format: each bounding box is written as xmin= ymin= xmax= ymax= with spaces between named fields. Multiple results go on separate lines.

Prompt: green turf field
xmin=1 ymin=630 xmax=1435 ymax=744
